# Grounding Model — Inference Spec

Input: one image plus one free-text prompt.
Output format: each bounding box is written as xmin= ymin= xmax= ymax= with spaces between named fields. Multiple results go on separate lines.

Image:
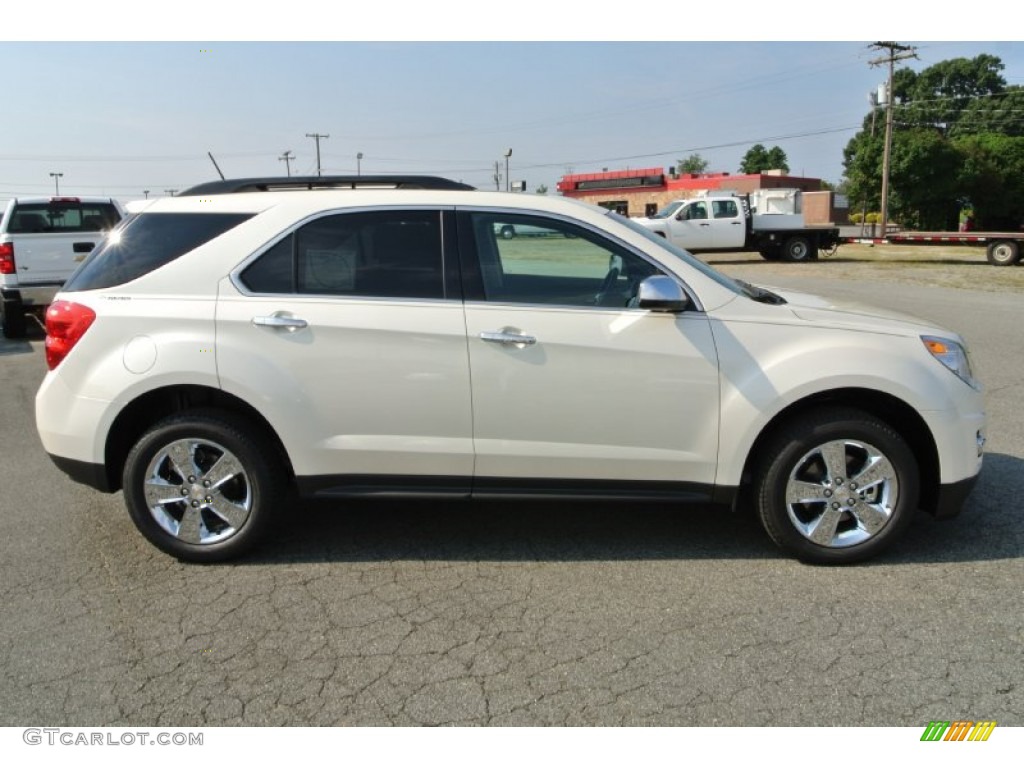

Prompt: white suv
xmin=34 ymin=176 xmax=985 ymax=564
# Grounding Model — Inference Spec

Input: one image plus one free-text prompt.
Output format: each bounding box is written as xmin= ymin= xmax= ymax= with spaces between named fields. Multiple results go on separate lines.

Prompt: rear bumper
xmin=2 ymin=283 xmax=61 ymax=307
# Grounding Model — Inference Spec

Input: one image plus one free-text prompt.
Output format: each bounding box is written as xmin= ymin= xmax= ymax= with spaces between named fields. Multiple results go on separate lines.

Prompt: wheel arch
xmin=103 ymin=385 xmax=295 ymax=493
xmin=738 ymin=387 xmax=940 ymax=515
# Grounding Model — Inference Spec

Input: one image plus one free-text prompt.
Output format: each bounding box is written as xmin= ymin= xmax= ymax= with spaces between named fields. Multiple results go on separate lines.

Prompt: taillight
xmin=0 ymin=242 xmax=14 ymax=274
xmin=45 ymin=301 xmax=96 ymax=370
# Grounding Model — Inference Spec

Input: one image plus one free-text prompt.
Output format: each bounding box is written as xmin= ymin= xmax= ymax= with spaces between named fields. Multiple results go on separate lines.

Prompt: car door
xmin=709 ymin=198 xmax=746 ymax=249
xmin=665 ymin=200 xmax=715 ymax=250
xmin=457 ymin=210 xmax=721 ymax=493
xmin=215 ymin=208 xmax=474 ymax=494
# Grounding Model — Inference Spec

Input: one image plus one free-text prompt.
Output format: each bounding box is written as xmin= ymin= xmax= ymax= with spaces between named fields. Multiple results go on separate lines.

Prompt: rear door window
xmin=239 ymin=210 xmax=447 ymax=300
xmin=8 ymin=201 xmax=121 ymax=233
xmin=65 ymin=212 xmax=253 ymax=291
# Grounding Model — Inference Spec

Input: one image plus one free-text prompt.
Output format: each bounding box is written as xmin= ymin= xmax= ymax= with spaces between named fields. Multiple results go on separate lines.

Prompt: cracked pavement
xmin=1 ymin=273 xmax=1021 ymax=726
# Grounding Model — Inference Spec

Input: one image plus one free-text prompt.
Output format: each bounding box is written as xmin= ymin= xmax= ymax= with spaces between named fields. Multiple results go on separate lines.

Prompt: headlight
xmin=922 ymin=336 xmax=977 ymax=388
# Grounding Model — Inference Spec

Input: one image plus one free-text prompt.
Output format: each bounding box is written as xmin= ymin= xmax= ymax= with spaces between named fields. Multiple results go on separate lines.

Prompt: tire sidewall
xmin=122 ymin=414 xmax=279 ymax=562
xmin=987 ymin=241 xmax=1019 ymax=267
xmin=783 ymin=236 xmax=814 ymax=262
xmin=756 ymin=410 xmax=920 ymax=564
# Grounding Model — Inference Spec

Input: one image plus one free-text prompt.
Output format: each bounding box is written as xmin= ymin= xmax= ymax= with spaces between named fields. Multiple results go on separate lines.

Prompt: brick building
xmin=556 ymin=167 xmax=831 ymax=220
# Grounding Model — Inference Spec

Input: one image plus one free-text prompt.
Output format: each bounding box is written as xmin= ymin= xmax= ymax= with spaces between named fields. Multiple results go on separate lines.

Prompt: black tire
xmin=986 ymin=240 xmax=1019 ymax=267
xmin=122 ymin=410 xmax=285 ymax=562
xmin=782 ymin=235 xmax=816 ymax=262
xmin=1 ymin=297 xmax=27 ymax=339
xmin=759 ymin=248 xmax=782 ymax=261
xmin=499 ymin=225 xmax=516 ymax=239
xmin=752 ymin=407 xmax=919 ymax=564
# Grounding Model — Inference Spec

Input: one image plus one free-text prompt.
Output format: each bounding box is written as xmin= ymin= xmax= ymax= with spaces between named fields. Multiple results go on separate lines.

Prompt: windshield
xmin=606 ymin=210 xmax=746 ymax=296
xmin=649 ymin=201 xmax=684 ymax=220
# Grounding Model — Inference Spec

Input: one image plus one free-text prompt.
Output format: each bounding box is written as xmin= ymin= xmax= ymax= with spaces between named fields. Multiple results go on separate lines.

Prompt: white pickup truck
xmin=0 ymin=196 xmax=124 ymax=338
xmin=634 ymin=189 xmax=840 ymax=262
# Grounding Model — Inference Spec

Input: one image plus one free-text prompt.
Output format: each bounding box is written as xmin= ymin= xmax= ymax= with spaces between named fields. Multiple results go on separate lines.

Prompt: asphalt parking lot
xmin=1 ymin=258 xmax=1021 ymax=727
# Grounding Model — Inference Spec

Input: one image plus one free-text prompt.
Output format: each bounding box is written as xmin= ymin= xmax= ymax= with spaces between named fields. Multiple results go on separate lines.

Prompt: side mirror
xmin=636 ymin=275 xmax=690 ymax=312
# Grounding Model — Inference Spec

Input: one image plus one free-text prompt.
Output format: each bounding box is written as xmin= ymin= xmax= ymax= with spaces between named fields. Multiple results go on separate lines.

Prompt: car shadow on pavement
xmin=237 ymin=453 xmax=1022 ymax=567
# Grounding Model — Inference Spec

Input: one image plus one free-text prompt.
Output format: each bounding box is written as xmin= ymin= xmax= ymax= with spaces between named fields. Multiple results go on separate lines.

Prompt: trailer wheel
xmin=986 ymin=240 xmax=1020 ymax=267
xmin=782 ymin=236 xmax=817 ymax=262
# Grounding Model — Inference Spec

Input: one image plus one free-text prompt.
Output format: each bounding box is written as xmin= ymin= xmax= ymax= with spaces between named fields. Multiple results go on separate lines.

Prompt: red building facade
xmin=556 ymin=168 xmax=826 ymax=218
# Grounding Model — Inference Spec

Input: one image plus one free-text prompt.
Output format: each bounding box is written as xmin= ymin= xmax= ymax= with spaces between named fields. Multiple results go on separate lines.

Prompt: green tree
xmin=676 ymin=154 xmax=709 ymax=174
xmin=953 ymin=133 xmax=1024 ymax=229
xmin=535 ymin=184 xmax=548 ymax=195
xmin=739 ymin=144 xmax=789 ymax=174
xmin=843 ymin=52 xmax=1024 ymax=229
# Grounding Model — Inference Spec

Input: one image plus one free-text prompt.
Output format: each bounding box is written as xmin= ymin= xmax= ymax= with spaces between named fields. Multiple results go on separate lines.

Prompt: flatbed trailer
xmin=845 ymin=231 xmax=1024 ymax=266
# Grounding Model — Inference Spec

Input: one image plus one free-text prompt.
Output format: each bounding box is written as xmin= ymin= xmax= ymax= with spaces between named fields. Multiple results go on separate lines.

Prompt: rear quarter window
xmin=64 ymin=212 xmax=253 ymax=291
xmin=7 ymin=201 xmax=121 ymax=233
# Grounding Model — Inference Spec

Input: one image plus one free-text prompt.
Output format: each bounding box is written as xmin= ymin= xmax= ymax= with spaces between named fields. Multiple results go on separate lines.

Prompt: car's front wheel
xmin=753 ymin=407 xmax=919 ymax=564
xmin=122 ymin=411 xmax=284 ymax=562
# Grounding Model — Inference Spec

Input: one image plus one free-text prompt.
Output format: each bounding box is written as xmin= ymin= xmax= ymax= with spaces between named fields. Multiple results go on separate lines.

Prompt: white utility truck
xmin=634 ymin=189 xmax=840 ymax=262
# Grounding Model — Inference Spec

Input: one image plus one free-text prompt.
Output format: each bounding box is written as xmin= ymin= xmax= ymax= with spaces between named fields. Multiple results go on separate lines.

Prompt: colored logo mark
xmin=920 ymin=720 xmax=996 ymax=741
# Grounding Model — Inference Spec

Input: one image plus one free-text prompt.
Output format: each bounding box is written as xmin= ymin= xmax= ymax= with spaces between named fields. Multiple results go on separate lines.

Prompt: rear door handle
xmin=252 ymin=314 xmax=308 ymax=331
xmin=480 ymin=329 xmax=536 ymax=347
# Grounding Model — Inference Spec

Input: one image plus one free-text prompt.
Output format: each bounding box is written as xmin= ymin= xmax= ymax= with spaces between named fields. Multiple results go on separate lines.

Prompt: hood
xmin=769 ymin=287 xmax=945 ymax=335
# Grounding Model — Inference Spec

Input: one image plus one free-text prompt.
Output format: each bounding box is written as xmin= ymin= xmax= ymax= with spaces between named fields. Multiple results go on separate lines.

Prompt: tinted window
xmin=65 ymin=213 xmax=252 ymax=291
xmin=712 ymin=200 xmax=739 ymax=219
xmin=8 ymin=201 xmax=121 ymax=234
xmin=467 ymin=213 xmax=661 ymax=308
xmin=239 ymin=210 xmax=445 ymax=300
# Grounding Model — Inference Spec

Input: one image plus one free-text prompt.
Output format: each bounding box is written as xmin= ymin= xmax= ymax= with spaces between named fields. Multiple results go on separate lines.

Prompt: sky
xmin=2 ymin=6 xmax=1022 ymax=204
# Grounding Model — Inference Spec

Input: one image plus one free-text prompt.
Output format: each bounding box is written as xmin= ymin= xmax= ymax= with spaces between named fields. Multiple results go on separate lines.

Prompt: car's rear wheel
xmin=122 ymin=411 xmax=284 ymax=562
xmin=753 ymin=407 xmax=919 ymax=564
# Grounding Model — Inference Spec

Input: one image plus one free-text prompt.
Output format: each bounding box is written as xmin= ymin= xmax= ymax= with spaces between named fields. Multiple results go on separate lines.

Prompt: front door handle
xmin=480 ymin=329 xmax=536 ymax=347
xmin=252 ymin=314 xmax=308 ymax=331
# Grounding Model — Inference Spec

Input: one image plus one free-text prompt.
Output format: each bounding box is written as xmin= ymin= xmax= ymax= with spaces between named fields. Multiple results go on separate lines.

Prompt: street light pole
xmin=357 ymin=152 xmax=363 ymax=176
xmin=49 ymin=172 xmax=63 ymax=196
xmin=504 ymin=148 xmax=512 ymax=192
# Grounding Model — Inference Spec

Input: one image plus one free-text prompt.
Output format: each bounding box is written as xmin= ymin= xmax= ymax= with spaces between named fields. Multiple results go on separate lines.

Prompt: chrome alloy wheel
xmin=784 ymin=439 xmax=899 ymax=548
xmin=143 ymin=438 xmax=252 ymax=545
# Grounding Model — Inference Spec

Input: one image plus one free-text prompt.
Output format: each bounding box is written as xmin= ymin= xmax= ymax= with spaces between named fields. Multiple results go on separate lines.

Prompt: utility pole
xmin=143 ymin=190 xmax=150 ymax=199
xmin=164 ymin=189 xmax=178 ymax=197
xmin=279 ymin=150 xmax=294 ymax=177
xmin=493 ymin=161 xmax=502 ymax=191
xmin=305 ymin=133 xmax=329 ymax=177
xmin=869 ymin=42 xmax=917 ymax=236
xmin=49 ymin=172 xmax=63 ymax=195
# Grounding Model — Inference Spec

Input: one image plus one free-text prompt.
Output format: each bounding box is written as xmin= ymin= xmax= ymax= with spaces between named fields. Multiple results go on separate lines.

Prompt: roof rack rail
xmin=178 ymin=175 xmax=476 ymax=196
